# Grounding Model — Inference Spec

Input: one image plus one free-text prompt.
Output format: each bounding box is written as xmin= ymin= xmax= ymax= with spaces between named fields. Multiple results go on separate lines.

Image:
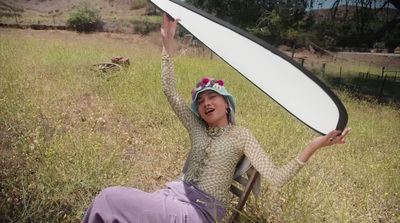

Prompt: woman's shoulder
xmin=227 ymin=126 xmax=258 ymax=148
xmin=230 ymin=125 xmax=254 ymax=137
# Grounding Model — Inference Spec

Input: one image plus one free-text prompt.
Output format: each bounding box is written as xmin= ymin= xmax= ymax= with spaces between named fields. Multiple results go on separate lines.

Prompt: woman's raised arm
xmin=161 ymin=13 xmax=181 ymax=56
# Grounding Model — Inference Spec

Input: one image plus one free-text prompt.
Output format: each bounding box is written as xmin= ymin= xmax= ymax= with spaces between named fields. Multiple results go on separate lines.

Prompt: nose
xmin=203 ymin=98 xmax=211 ymax=106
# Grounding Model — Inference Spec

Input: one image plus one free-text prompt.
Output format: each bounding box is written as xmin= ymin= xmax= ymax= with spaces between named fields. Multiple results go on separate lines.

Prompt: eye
xmin=197 ymin=99 xmax=204 ymax=105
xmin=209 ymin=93 xmax=217 ymax=99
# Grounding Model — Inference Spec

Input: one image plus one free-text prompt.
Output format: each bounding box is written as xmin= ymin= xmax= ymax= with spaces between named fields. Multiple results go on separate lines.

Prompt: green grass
xmin=324 ymin=53 xmax=399 ymax=79
xmin=130 ymin=0 xmax=149 ymax=10
xmin=129 ymin=15 xmax=161 ymax=23
xmin=1 ymin=31 xmax=399 ymax=222
xmin=305 ymin=54 xmax=400 ymax=102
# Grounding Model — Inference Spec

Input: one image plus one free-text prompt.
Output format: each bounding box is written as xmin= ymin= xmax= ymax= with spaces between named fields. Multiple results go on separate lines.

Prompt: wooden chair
xmin=228 ymin=160 xmax=260 ymax=223
xmin=179 ymin=34 xmax=193 ymax=55
xmin=179 ymin=155 xmax=260 ymax=223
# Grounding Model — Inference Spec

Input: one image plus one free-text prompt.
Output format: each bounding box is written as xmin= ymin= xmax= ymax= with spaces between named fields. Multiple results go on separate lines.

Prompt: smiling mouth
xmin=205 ymin=108 xmax=215 ymax=114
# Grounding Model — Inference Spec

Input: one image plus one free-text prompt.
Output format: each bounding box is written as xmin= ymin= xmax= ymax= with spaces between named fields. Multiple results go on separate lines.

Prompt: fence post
xmin=291 ymin=44 xmax=295 ymax=59
xmin=368 ymin=61 xmax=372 ymax=73
xmin=378 ymin=75 xmax=387 ymax=102
xmin=381 ymin=66 xmax=385 ymax=80
xmin=321 ymin=63 xmax=326 ymax=76
xmin=340 ymin=67 xmax=342 ymax=78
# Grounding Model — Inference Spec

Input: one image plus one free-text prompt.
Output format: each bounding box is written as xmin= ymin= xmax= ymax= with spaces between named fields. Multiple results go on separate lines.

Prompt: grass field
xmin=1 ymin=29 xmax=399 ymax=222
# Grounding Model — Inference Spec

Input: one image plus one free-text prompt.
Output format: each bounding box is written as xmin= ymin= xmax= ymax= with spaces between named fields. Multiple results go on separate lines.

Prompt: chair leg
xmin=228 ymin=170 xmax=260 ymax=223
xmin=228 ymin=210 xmax=240 ymax=223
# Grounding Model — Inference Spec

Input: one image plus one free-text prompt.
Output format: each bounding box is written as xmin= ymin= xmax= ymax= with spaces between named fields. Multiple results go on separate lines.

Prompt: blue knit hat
xmin=190 ymin=78 xmax=236 ymax=117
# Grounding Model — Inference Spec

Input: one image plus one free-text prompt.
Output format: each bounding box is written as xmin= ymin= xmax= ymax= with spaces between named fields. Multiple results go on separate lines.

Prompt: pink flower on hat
xmin=202 ymin=78 xmax=210 ymax=84
xmin=191 ymin=77 xmax=227 ymax=101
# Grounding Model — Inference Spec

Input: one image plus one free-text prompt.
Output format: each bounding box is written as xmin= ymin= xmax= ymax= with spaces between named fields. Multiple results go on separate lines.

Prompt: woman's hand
xmin=298 ymin=128 xmax=351 ymax=163
xmin=310 ymin=128 xmax=351 ymax=151
xmin=161 ymin=13 xmax=181 ymax=56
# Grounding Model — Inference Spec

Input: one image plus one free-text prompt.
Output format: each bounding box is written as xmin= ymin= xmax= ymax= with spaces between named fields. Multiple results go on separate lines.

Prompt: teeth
xmin=206 ymin=109 xmax=214 ymax=114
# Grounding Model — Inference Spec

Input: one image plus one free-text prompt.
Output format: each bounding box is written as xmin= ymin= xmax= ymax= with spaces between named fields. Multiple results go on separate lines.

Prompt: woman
xmin=82 ymin=13 xmax=351 ymax=223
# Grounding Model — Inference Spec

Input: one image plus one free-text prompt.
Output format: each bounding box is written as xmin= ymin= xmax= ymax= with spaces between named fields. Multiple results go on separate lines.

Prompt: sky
xmin=313 ymin=0 xmax=338 ymax=9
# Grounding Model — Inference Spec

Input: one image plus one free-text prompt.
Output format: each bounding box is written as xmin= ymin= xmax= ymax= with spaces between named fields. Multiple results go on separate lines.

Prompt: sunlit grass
xmin=129 ymin=15 xmax=162 ymax=23
xmin=1 ymin=30 xmax=399 ymax=222
xmin=323 ymin=55 xmax=399 ymax=79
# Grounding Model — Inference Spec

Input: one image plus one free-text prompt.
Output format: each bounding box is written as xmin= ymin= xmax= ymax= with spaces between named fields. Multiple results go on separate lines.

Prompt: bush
xmin=373 ymin=41 xmax=385 ymax=51
xmin=130 ymin=0 xmax=149 ymax=10
xmin=131 ymin=16 xmax=160 ymax=35
xmin=67 ymin=3 xmax=103 ymax=32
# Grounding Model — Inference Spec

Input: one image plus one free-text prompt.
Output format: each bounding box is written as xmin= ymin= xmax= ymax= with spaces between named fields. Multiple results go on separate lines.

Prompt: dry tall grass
xmin=0 ymin=29 xmax=399 ymax=222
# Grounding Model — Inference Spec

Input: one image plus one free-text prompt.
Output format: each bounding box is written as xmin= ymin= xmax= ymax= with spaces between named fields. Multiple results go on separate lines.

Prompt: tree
xmin=310 ymin=0 xmax=400 ymax=49
xmin=186 ymin=0 xmax=399 ymax=49
xmin=249 ymin=1 xmax=309 ymax=45
xmin=67 ymin=2 xmax=103 ymax=32
xmin=185 ymin=0 xmax=311 ymax=45
xmin=310 ymin=0 xmax=399 ymax=11
xmin=185 ymin=0 xmax=274 ymax=29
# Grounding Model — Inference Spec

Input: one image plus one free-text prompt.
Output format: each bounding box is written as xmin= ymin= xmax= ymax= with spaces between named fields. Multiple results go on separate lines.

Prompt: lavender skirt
xmin=82 ymin=181 xmax=227 ymax=223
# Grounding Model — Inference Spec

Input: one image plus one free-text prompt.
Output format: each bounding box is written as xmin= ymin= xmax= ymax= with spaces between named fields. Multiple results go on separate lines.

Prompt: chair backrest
xmin=228 ymin=163 xmax=260 ymax=223
xmin=181 ymin=34 xmax=193 ymax=45
xmin=179 ymin=155 xmax=260 ymax=222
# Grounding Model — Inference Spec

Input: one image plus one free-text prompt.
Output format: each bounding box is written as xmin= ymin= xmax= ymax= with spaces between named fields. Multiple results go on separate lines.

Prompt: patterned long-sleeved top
xmin=161 ymin=55 xmax=304 ymax=204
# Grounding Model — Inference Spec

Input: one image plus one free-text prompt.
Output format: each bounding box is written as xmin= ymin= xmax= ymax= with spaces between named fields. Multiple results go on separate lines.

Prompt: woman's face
xmin=197 ymin=90 xmax=229 ymax=127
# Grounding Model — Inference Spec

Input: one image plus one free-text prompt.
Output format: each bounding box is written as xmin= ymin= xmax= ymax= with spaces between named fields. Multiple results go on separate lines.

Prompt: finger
xmin=162 ymin=13 xmax=167 ymax=28
xmin=327 ymin=129 xmax=341 ymax=139
xmin=339 ymin=128 xmax=351 ymax=143
xmin=334 ymin=128 xmax=351 ymax=143
xmin=335 ymin=128 xmax=350 ymax=140
xmin=174 ymin=18 xmax=181 ymax=24
xmin=342 ymin=128 xmax=351 ymax=137
xmin=171 ymin=18 xmax=181 ymax=30
xmin=329 ymin=137 xmax=340 ymax=144
xmin=327 ymin=129 xmax=344 ymax=144
xmin=163 ymin=12 xmax=172 ymax=22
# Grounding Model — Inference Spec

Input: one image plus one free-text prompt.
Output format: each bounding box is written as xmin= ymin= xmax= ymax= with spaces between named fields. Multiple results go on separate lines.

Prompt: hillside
xmin=308 ymin=4 xmax=399 ymax=23
xmin=0 ymin=0 xmax=146 ymax=17
xmin=2 ymin=1 xmax=399 ymax=35
xmin=0 ymin=0 xmax=150 ymax=32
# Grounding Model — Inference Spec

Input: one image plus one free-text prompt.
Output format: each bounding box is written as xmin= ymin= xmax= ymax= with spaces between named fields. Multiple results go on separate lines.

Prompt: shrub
xmin=67 ymin=2 xmax=103 ymax=32
xmin=130 ymin=0 xmax=149 ymax=10
xmin=373 ymin=41 xmax=385 ymax=51
xmin=131 ymin=16 xmax=160 ymax=35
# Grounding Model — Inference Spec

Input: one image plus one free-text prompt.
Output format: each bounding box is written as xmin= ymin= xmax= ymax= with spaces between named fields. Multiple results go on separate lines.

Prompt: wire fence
xmin=292 ymin=51 xmax=400 ymax=102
